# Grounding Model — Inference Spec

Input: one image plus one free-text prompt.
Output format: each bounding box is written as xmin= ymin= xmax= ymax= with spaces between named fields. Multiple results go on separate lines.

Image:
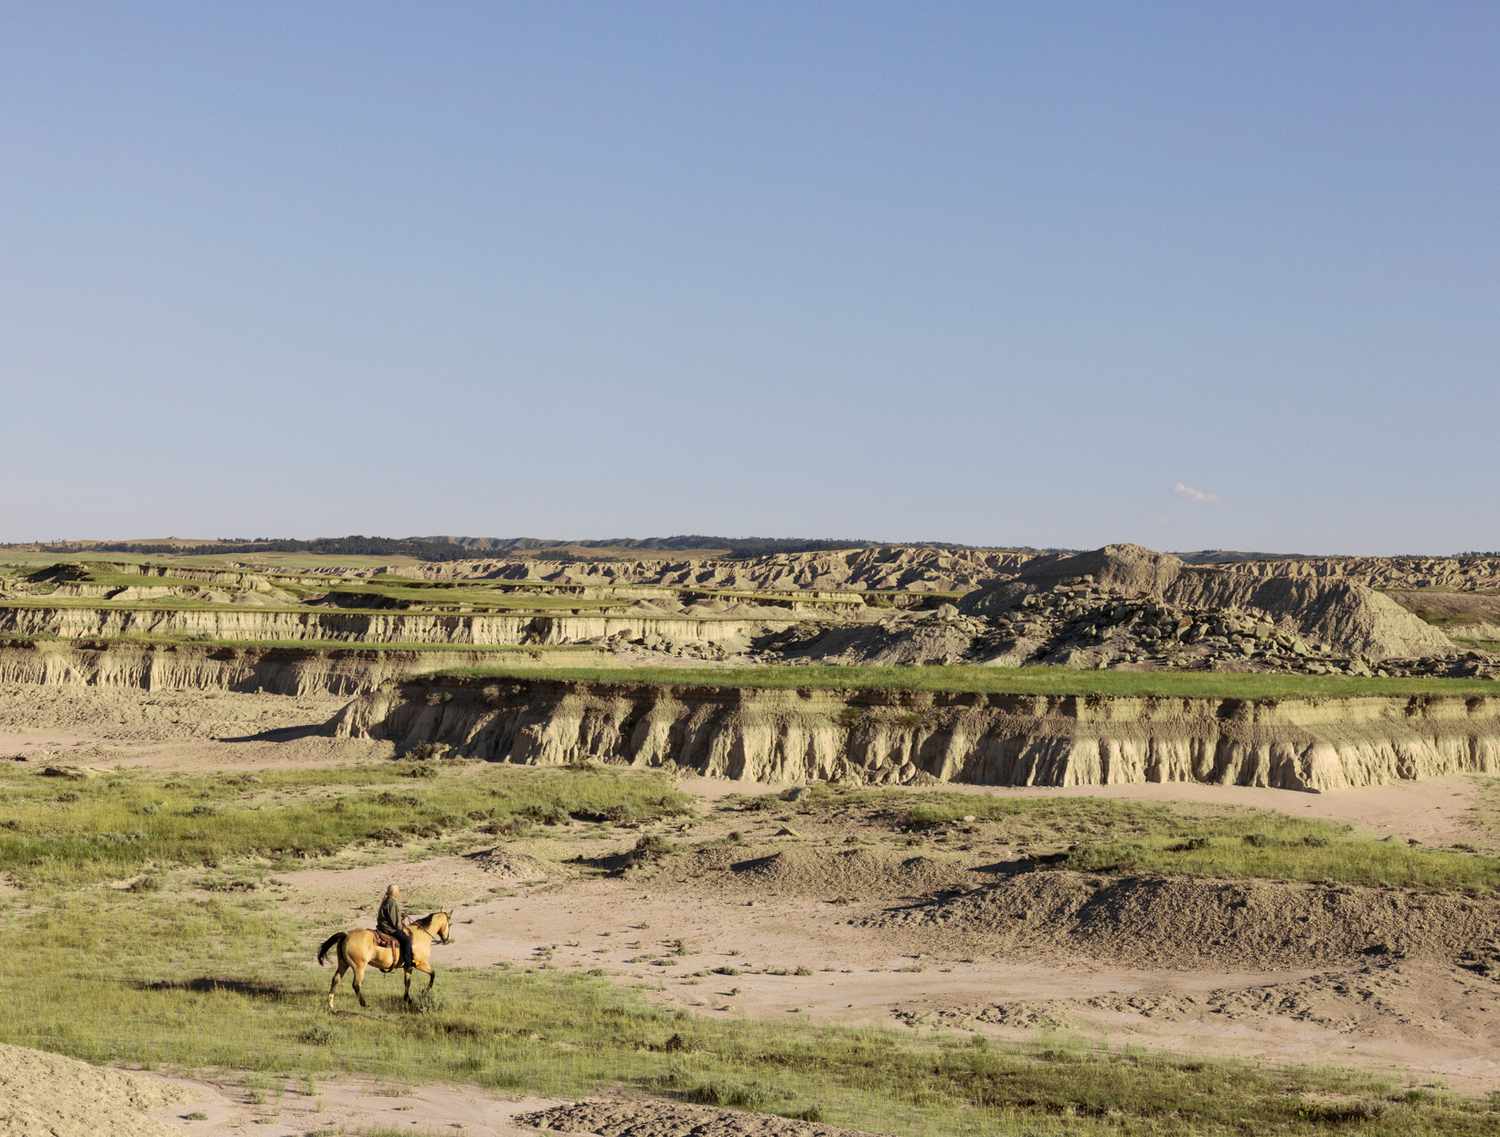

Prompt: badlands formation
xmin=4 ymin=539 xmax=1500 ymax=1135
xmin=2 ymin=541 xmax=1499 ymax=792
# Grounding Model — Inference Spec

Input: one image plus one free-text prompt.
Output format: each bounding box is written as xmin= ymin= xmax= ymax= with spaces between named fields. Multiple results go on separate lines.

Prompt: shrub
xmin=520 ymin=803 xmax=571 ymax=827
xmin=681 ymin=1079 xmax=771 ymax=1110
xmin=623 ymin=834 xmax=675 ymax=867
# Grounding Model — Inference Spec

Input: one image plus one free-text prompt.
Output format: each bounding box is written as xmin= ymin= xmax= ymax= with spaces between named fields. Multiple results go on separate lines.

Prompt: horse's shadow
xmin=215 ymin=724 xmax=328 ymax=744
xmin=132 ymin=977 xmax=289 ymax=999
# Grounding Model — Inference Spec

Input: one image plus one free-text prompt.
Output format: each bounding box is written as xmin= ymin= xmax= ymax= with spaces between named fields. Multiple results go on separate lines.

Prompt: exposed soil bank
xmin=863 ymin=870 xmax=1500 ymax=968
xmin=0 ymin=641 xmax=579 ymax=697
xmin=0 ymin=604 xmax=788 ymax=647
xmin=335 ymin=676 xmax=1500 ymax=791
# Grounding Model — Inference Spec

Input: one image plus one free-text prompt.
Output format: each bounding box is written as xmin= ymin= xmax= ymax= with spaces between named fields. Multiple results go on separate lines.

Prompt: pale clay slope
xmin=965 ymin=544 xmax=1455 ymax=661
xmin=0 ymin=1044 xmax=180 ymax=1137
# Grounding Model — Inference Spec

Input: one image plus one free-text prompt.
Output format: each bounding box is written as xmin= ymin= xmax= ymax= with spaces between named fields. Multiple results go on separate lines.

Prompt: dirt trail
xmin=1 ymin=1045 xmax=861 ymax=1137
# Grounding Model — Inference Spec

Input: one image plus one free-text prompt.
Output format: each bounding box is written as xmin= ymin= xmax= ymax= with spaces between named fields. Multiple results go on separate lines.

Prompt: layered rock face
xmin=0 ymin=641 xmax=528 ymax=696
xmin=0 ymin=605 xmax=786 ymax=650
xmin=336 ymin=676 xmax=1500 ymax=792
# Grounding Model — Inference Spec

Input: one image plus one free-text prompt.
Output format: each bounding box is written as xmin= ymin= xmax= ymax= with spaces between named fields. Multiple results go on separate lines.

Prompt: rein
xmin=406 ymin=911 xmax=450 ymax=943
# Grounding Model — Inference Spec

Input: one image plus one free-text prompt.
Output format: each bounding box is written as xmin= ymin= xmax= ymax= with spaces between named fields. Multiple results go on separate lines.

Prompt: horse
xmin=317 ymin=910 xmax=453 ymax=1010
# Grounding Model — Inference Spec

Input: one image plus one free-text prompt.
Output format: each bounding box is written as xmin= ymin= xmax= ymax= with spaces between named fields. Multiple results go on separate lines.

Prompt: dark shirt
xmin=377 ymin=895 xmax=403 ymax=934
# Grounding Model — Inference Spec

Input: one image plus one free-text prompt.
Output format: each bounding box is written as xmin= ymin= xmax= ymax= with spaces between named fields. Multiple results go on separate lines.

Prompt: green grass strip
xmin=430 ymin=663 xmax=1500 ymax=699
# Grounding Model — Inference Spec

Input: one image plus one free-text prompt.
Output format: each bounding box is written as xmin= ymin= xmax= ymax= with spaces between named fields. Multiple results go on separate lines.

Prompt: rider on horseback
xmin=377 ymin=883 xmax=414 ymax=971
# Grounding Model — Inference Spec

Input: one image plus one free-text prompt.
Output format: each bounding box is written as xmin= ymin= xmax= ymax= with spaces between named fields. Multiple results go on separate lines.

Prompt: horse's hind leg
xmin=352 ymin=961 xmax=368 ymax=1008
xmin=327 ymin=961 xmax=347 ymax=1012
xmin=403 ymin=967 xmax=412 ymax=1003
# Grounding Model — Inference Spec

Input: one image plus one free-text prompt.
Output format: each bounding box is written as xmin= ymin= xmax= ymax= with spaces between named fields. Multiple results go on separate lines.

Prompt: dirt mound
xmin=864 ymin=872 xmax=1500 ymax=969
xmin=1016 ymin=544 xmax=1185 ymax=597
xmin=464 ymin=847 xmax=554 ymax=882
xmin=688 ymin=845 xmax=972 ymax=899
xmin=765 ymin=610 xmax=987 ymax=665
xmin=0 ymin=1043 xmax=180 ymax=1137
xmin=894 ymin=999 xmax=1069 ymax=1032
xmin=1081 ymin=962 xmax=1419 ymax=1032
xmin=898 ymin=957 xmax=1490 ymax=1040
xmin=517 ymin=1098 xmax=876 ymax=1136
xmin=1166 ymin=572 xmax=1453 ymax=661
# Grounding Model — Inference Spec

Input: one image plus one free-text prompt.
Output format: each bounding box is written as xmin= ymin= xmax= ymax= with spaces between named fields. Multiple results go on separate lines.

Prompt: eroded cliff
xmin=335 ymin=676 xmax=1500 ymax=791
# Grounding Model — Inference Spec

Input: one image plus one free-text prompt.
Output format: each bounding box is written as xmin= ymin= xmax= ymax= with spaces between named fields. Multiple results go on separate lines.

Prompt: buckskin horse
xmin=317 ymin=910 xmax=453 ymax=1009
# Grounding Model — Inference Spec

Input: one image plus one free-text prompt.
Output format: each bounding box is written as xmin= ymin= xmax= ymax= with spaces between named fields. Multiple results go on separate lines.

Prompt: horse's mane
xmin=409 ymin=911 xmax=446 ymax=930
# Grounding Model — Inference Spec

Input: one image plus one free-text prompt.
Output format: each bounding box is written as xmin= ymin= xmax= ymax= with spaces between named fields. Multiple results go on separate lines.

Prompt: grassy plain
xmin=0 ymin=764 xmax=691 ymax=886
xmin=779 ymin=787 xmax=1500 ymax=891
xmin=7 ymin=898 xmax=1490 ymax=1137
xmin=435 ymin=662 xmax=1500 ymax=699
xmin=0 ymin=632 xmax=593 ymax=654
xmin=2 ymin=765 xmax=1498 ymax=1133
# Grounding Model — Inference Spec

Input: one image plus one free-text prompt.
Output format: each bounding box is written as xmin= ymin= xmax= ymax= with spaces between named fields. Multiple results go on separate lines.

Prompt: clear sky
xmin=3 ymin=3 xmax=1496 ymax=553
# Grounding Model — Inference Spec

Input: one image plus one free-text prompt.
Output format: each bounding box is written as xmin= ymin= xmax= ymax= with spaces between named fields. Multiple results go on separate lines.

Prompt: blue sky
xmin=3 ymin=3 xmax=1496 ymax=553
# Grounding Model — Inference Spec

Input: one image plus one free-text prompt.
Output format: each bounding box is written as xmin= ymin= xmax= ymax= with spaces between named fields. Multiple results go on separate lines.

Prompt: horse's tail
xmin=317 ymin=931 xmax=345 ymax=967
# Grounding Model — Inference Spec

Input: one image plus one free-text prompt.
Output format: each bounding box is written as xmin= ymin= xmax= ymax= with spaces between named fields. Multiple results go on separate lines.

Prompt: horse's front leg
xmin=403 ymin=967 xmax=412 ymax=1003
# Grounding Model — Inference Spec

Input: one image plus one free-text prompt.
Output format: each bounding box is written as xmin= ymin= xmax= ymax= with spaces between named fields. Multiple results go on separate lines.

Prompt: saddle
xmin=373 ymin=928 xmax=400 ymax=950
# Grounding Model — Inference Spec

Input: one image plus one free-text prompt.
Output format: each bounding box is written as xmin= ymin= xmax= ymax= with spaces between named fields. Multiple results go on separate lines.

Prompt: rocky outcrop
xmin=335 ymin=676 xmax=1500 ymax=792
xmin=1013 ymin=544 xmax=1185 ymax=597
xmin=1211 ymin=555 xmax=1500 ymax=593
xmin=397 ymin=546 xmax=1038 ymax=592
xmin=958 ymin=545 xmax=1455 ymax=662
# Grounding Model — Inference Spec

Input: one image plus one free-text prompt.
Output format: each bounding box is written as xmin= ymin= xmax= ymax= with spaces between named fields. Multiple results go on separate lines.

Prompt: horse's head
xmin=430 ymin=909 xmax=454 ymax=944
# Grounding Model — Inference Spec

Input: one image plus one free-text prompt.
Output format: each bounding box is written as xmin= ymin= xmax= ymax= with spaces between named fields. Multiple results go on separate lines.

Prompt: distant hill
xmin=8 ymin=534 xmax=1009 ymax=562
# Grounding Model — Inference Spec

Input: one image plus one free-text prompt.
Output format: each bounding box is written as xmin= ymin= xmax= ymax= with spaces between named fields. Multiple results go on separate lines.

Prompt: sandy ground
xmin=0 ymin=685 xmax=386 ymax=771
xmin=139 ymin=1078 xmax=878 ymax=1137
xmin=2 ymin=1044 xmax=870 ymax=1137
xmin=150 ymin=1073 xmax=564 ymax=1136
xmin=283 ymin=845 xmax=1500 ymax=1093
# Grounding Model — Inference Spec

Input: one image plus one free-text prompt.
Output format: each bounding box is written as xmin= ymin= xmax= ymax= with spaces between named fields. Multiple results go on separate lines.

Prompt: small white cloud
xmin=1173 ymin=481 xmax=1219 ymax=505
